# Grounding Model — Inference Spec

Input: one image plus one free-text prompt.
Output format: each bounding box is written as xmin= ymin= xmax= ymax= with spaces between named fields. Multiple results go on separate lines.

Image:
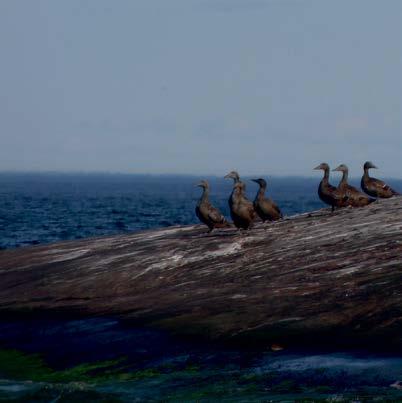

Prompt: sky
xmin=0 ymin=0 xmax=401 ymax=177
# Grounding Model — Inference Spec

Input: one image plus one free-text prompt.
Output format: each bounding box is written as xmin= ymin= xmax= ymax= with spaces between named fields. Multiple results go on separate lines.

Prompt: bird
xmin=224 ymin=170 xmax=241 ymax=185
xmin=224 ymin=171 xmax=256 ymax=230
xmin=195 ymin=180 xmax=229 ymax=233
xmin=333 ymin=164 xmax=375 ymax=207
xmin=361 ymin=161 xmax=399 ymax=198
xmin=226 ymin=181 xmax=256 ymax=230
xmin=224 ymin=170 xmax=242 ymax=209
xmin=224 ymin=170 xmax=253 ymax=209
xmin=314 ymin=163 xmax=349 ymax=212
xmin=251 ymin=178 xmax=282 ymax=221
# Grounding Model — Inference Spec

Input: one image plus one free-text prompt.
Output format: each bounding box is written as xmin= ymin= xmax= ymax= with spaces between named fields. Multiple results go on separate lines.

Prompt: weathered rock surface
xmin=1 ymin=197 xmax=402 ymax=349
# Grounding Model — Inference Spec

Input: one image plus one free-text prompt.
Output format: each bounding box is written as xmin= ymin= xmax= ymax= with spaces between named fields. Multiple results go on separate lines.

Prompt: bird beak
xmin=313 ymin=165 xmax=322 ymax=170
xmin=224 ymin=173 xmax=231 ymax=179
xmin=251 ymin=179 xmax=259 ymax=183
xmin=332 ymin=166 xmax=341 ymax=172
xmin=194 ymin=182 xmax=203 ymax=187
xmin=372 ymin=164 xmax=378 ymax=169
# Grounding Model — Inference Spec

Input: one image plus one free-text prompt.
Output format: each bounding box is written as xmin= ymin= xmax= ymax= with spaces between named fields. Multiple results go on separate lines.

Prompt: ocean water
xmin=0 ymin=173 xmax=321 ymax=250
xmin=2 ymin=173 xmax=400 ymax=250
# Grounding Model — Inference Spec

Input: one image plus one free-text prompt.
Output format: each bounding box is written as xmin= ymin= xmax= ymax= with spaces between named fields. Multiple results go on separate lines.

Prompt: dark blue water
xmin=0 ymin=173 xmax=313 ymax=249
xmin=0 ymin=173 xmax=401 ymax=250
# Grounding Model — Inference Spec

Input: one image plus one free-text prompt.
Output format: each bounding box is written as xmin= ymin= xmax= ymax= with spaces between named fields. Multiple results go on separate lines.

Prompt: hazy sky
xmin=0 ymin=0 xmax=401 ymax=177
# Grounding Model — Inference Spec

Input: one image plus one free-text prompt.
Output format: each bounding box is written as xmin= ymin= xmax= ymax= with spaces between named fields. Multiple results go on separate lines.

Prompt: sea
xmin=0 ymin=172 xmax=328 ymax=250
xmin=3 ymin=172 xmax=400 ymax=250
xmin=1 ymin=173 xmax=402 ymax=401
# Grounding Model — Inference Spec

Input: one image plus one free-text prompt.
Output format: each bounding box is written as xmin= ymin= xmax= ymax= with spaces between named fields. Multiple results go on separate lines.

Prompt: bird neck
xmin=363 ymin=167 xmax=370 ymax=178
xmin=257 ymin=185 xmax=266 ymax=199
xmin=200 ymin=187 xmax=209 ymax=202
xmin=322 ymin=167 xmax=330 ymax=182
xmin=339 ymin=170 xmax=348 ymax=186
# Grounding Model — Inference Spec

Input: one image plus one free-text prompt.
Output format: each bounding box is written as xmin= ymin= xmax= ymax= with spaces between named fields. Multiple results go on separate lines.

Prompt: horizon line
xmin=0 ymin=170 xmax=401 ymax=181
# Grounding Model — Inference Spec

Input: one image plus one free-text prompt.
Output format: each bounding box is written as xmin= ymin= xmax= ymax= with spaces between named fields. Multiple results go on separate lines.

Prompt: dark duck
xmin=224 ymin=171 xmax=255 ymax=230
xmin=195 ymin=180 xmax=229 ymax=233
xmin=314 ymin=162 xmax=348 ymax=211
xmin=228 ymin=182 xmax=256 ymax=230
xmin=224 ymin=171 xmax=242 ymax=209
xmin=333 ymin=164 xmax=375 ymax=207
xmin=224 ymin=170 xmax=253 ymax=209
xmin=251 ymin=178 xmax=282 ymax=221
xmin=361 ymin=161 xmax=399 ymax=198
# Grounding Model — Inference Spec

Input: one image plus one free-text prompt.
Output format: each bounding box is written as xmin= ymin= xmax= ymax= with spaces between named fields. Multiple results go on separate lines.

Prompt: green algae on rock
xmin=0 ymin=349 xmax=125 ymax=383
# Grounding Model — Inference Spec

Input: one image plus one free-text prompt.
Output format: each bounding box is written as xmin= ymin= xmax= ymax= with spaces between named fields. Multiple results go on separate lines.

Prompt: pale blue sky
xmin=0 ymin=0 xmax=401 ymax=177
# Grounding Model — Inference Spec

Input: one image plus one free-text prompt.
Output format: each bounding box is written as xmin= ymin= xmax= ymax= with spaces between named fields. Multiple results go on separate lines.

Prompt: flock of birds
xmin=195 ymin=161 xmax=399 ymax=233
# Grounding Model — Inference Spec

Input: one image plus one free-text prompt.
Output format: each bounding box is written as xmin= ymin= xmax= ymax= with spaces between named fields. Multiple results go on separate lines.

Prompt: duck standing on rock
xmin=333 ymin=164 xmax=375 ymax=207
xmin=314 ymin=163 xmax=349 ymax=212
xmin=224 ymin=170 xmax=254 ymax=210
xmin=228 ymin=182 xmax=256 ymax=230
xmin=361 ymin=161 xmax=399 ymax=198
xmin=251 ymin=178 xmax=282 ymax=221
xmin=224 ymin=171 xmax=242 ymax=208
xmin=195 ymin=180 xmax=229 ymax=233
xmin=224 ymin=171 xmax=256 ymax=230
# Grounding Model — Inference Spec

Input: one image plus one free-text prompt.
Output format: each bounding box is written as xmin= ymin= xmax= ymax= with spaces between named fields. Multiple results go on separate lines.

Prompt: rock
xmin=0 ymin=197 xmax=402 ymax=349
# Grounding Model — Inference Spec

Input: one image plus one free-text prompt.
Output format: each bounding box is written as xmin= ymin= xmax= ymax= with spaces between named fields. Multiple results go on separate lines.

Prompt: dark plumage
xmin=251 ymin=178 xmax=282 ymax=221
xmin=333 ymin=164 xmax=375 ymax=207
xmin=225 ymin=180 xmax=256 ymax=230
xmin=314 ymin=163 xmax=348 ymax=212
xmin=232 ymin=182 xmax=256 ymax=230
xmin=224 ymin=171 xmax=242 ymax=210
xmin=195 ymin=180 xmax=229 ymax=233
xmin=224 ymin=170 xmax=253 ymax=210
xmin=361 ymin=161 xmax=399 ymax=198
